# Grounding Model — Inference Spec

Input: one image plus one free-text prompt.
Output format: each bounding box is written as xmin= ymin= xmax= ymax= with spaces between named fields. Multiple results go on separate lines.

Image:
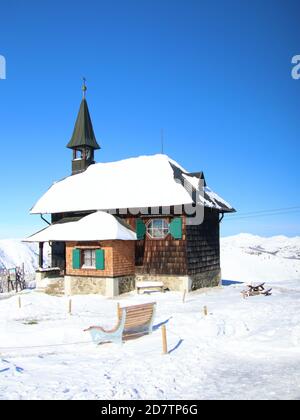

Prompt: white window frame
xmin=146 ymin=218 xmax=169 ymax=239
xmin=82 ymin=249 xmax=96 ymax=269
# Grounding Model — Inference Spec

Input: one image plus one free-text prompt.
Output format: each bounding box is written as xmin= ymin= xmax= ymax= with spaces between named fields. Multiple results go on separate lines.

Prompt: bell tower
xmin=66 ymin=79 xmax=100 ymax=175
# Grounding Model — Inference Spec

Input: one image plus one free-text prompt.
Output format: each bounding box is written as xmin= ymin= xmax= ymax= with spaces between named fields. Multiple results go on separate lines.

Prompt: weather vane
xmin=82 ymin=77 xmax=87 ymax=98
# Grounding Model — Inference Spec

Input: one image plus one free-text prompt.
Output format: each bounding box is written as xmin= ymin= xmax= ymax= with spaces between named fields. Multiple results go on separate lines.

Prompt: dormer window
xmin=146 ymin=219 xmax=169 ymax=239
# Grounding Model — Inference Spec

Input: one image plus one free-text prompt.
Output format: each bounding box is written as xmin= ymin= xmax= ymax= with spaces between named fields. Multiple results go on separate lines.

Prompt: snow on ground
xmin=221 ymin=233 xmax=300 ymax=285
xmin=0 ymin=284 xmax=300 ymax=399
xmin=0 ymin=233 xmax=299 ymax=400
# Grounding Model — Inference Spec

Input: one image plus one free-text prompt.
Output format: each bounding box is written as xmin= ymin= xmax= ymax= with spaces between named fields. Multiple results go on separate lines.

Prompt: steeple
xmin=67 ymin=79 xmax=100 ymax=175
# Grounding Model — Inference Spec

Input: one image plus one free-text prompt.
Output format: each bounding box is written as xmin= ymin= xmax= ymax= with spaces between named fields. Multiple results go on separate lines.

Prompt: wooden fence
xmin=0 ymin=264 xmax=26 ymax=293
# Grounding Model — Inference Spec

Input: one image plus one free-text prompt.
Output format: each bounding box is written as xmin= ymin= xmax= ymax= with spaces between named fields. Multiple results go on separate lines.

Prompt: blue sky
xmin=0 ymin=0 xmax=300 ymax=239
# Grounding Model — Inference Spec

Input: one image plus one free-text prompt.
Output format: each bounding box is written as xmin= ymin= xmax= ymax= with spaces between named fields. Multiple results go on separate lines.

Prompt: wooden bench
xmin=136 ymin=281 xmax=164 ymax=294
xmin=84 ymin=302 xmax=156 ymax=345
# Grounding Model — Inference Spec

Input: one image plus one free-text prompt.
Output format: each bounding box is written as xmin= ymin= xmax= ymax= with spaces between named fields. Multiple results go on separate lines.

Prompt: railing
xmin=0 ymin=265 xmax=26 ymax=293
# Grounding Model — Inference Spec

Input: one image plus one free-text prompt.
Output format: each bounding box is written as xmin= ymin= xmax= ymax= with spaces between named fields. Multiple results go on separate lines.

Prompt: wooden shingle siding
xmin=125 ymin=212 xmax=220 ymax=276
xmin=186 ymin=209 xmax=220 ymax=275
xmin=66 ymin=240 xmax=135 ymax=277
xmin=58 ymin=209 xmax=221 ymax=280
xmin=125 ymin=216 xmax=187 ymax=275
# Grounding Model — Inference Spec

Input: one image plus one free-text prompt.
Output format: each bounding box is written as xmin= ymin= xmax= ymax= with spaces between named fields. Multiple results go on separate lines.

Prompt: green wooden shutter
xmin=96 ymin=249 xmax=105 ymax=270
xmin=169 ymin=217 xmax=183 ymax=239
xmin=136 ymin=219 xmax=146 ymax=240
xmin=72 ymin=249 xmax=81 ymax=269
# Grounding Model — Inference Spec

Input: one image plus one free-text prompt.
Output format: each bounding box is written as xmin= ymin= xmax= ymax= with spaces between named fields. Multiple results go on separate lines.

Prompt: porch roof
xmin=23 ymin=211 xmax=137 ymax=243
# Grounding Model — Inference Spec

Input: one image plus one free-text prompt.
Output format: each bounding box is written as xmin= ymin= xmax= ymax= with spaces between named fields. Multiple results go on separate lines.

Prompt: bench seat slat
xmin=118 ymin=307 xmax=154 ymax=318
xmin=125 ymin=320 xmax=152 ymax=328
xmin=125 ymin=316 xmax=153 ymax=325
xmin=125 ymin=304 xmax=155 ymax=311
xmin=119 ymin=316 xmax=154 ymax=324
xmin=126 ymin=312 xmax=152 ymax=318
xmin=125 ymin=308 xmax=154 ymax=317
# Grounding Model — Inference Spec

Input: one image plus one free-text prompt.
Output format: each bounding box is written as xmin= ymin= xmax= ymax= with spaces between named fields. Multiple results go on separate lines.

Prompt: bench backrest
xmin=118 ymin=302 xmax=156 ymax=333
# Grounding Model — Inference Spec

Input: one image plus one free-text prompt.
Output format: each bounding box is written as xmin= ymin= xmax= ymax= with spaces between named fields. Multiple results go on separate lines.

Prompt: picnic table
xmin=241 ymin=283 xmax=272 ymax=298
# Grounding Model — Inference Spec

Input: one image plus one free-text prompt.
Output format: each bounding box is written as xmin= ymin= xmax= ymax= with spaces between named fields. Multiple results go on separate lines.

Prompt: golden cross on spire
xmin=82 ymin=77 xmax=87 ymax=98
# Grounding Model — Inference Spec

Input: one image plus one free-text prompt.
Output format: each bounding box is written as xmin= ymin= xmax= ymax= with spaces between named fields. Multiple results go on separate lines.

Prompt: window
xmin=147 ymin=219 xmax=169 ymax=239
xmin=72 ymin=248 xmax=105 ymax=270
xmin=82 ymin=249 xmax=96 ymax=268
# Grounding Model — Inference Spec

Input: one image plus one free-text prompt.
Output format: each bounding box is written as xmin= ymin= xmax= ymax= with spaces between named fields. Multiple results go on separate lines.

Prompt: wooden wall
xmin=186 ymin=209 xmax=220 ymax=275
xmin=65 ymin=240 xmax=135 ymax=277
xmin=51 ymin=210 xmax=221 ymax=278
xmin=126 ymin=212 xmax=220 ymax=276
xmin=125 ymin=216 xmax=187 ymax=275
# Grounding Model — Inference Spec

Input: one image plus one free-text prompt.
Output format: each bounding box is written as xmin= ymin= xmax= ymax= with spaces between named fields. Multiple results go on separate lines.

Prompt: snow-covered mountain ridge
xmin=222 ymin=233 xmax=300 ymax=259
xmin=0 ymin=234 xmax=299 ymax=284
xmin=0 ymin=239 xmax=39 ymax=274
xmin=221 ymin=233 xmax=300 ymax=284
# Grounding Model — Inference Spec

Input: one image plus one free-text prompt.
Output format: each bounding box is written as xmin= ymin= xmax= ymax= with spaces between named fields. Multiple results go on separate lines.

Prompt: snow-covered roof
xmin=24 ymin=211 xmax=137 ymax=242
xmin=30 ymin=154 xmax=234 ymax=214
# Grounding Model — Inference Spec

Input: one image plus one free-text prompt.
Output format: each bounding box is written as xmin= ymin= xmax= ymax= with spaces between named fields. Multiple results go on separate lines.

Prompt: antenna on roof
xmin=161 ymin=128 xmax=164 ymax=154
xmin=82 ymin=77 xmax=87 ymax=99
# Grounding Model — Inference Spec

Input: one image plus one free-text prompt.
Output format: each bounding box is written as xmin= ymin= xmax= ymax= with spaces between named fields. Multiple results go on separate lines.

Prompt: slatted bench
xmin=136 ymin=281 xmax=164 ymax=294
xmin=84 ymin=302 xmax=156 ymax=345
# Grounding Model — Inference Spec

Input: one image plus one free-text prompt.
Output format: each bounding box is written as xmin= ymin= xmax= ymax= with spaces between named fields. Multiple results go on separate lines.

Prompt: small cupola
xmin=66 ymin=79 xmax=100 ymax=175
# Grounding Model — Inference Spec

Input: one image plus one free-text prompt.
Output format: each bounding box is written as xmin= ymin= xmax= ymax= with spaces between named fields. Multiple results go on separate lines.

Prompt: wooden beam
xmin=39 ymin=242 xmax=44 ymax=269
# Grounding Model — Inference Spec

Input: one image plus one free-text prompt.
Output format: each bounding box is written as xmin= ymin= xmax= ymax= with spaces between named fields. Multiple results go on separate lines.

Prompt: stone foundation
xmin=118 ymin=276 xmax=136 ymax=294
xmin=36 ymin=270 xmax=220 ymax=297
xmin=135 ymin=274 xmax=190 ymax=292
xmin=36 ymin=268 xmax=61 ymax=282
xmin=190 ymin=269 xmax=221 ymax=291
xmin=135 ymin=269 xmax=221 ymax=292
xmin=64 ymin=275 xmax=135 ymax=297
xmin=36 ymin=277 xmax=65 ymax=295
xmin=64 ymin=275 xmax=106 ymax=296
xmin=35 ymin=268 xmax=64 ymax=295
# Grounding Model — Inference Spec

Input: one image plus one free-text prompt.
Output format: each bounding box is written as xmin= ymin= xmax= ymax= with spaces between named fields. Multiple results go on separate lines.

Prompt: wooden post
xmin=162 ymin=325 xmax=168 ymax=354
xmin=68 ymin=298 xmax=72 ymax=315
xmin=18 ymin=296 xmax=21 ymax=309
xmin=203 ymin=305 xmax=208 ymax=316
xmin=182 ymin=289 xmax=186 ymax=303
xmin=39 ymin=242 xmax=44 ymax=269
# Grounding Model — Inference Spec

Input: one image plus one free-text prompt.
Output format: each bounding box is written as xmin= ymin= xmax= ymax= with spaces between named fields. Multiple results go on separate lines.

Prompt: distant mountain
xmin=0 ymin=234 xmax=299 ymax=287
xmin=221 ymin=233 xmax=300 ymax=285
xmin=0 ymin=239 xmax=48 ymax=276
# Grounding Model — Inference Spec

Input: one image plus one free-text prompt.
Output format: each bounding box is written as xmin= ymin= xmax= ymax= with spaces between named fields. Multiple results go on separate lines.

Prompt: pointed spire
xmin=66 ymin=80 xmax=100 ymax=150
